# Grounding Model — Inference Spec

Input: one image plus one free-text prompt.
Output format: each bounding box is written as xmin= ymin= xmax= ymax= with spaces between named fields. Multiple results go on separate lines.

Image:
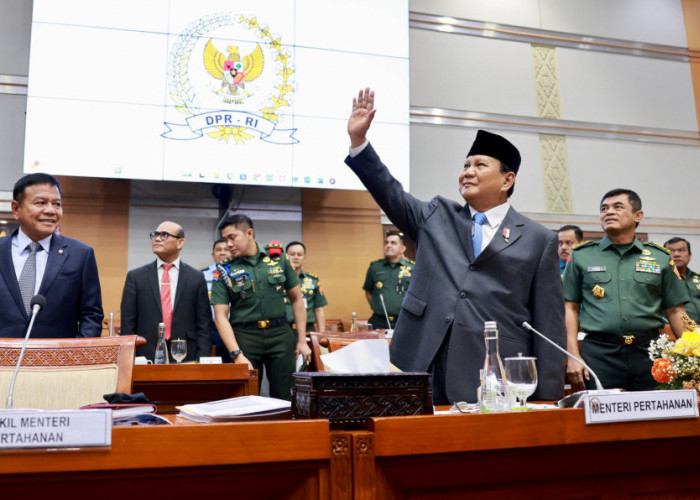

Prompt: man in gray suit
xmin=120 ymin=221 xmax=211 ymax=362
xmin=345 ymin=88 xmax=566 ymax=405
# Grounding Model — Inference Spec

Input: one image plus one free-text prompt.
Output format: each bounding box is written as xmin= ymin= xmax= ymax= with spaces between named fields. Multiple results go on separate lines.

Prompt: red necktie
xmin=161 ymin=264 xmax=174 ymax=340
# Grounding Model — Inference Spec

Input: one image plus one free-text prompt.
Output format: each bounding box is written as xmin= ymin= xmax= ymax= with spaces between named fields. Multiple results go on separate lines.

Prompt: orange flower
xmin=651 ymin=358 xmax=675 ymax=384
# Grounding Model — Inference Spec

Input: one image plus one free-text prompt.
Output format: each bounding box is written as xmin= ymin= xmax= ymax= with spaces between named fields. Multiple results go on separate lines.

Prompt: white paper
xmin=177 ymin=395 xmax=290 ymax=418
xmin=320 ymin=339 xmax=390 ymax=373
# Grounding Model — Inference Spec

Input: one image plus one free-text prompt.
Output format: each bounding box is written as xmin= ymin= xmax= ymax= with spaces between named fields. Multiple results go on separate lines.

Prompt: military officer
xmin=664 ymin=237 xmax=700 ymax=324
xmin=211 ymin=214 xmax=311 ymax=400
xmin=363 ymin=231 xmax=414 ymax=329
xmin=562 ymin=189 xmax=688 ymax=391
xmin=202 ymin=238 xmax=232 ymax=361
xmin=284 ymin=241 xmax=328 ymax=333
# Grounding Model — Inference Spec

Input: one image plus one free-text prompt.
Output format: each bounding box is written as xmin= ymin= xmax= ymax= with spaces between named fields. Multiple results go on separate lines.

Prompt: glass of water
xmin=504 ymin=354 xmax=538 ymax=410
xmin=170 ymin=339 xmax=187 ymax=364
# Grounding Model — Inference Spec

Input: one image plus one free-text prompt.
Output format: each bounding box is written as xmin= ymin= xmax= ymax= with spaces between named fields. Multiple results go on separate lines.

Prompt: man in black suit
xmin=120 ymin=221 xmax=211 ymax=362
xmin=345 ymin=88 xmax=566 ymax=405
xmin=0 ymin=173 xmax=103 ymax=337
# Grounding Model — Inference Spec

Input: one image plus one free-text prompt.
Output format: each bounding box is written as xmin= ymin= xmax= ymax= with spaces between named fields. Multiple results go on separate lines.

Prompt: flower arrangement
xmin=649 ymin=314 xmax=700 ymax=393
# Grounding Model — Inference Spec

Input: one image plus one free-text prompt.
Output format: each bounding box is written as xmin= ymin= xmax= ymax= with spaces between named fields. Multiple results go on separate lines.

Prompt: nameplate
xmin=583 ymin=390 xmax=698 ymax=424
xmin=199 ymin=356 xmax=222 ymax=364
xmin=0 ymin=409 xmax=111 ymax=449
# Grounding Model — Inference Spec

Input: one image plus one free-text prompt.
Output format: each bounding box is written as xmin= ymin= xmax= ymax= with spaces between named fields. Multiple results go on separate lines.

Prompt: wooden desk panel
xmin=132 ymin=363 xmax=259 ymax=413
xmin=0 ymin=420 xmax=331 ymax=500
xmin=365 ymin=409 xmax=700 ymax=499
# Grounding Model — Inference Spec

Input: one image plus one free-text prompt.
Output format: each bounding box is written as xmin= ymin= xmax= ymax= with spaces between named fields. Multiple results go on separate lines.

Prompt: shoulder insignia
xmin=306 ymin=271 xmax=319 ymax=279
xmin=572 ymin=240 xmax=596 ymax=251
xmin=645 ymin=241 xmax=670 ymax=254
xmin=371 ymin=258 xmax=384 ymax=264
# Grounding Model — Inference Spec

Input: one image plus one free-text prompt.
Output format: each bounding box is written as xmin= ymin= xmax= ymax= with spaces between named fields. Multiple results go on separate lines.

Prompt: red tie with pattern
xmin=161 ymin=264 xmax=174 ymax=340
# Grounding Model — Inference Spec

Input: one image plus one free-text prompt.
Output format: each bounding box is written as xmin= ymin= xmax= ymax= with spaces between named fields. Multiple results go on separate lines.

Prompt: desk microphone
xmin=5 ymin=294 xmax=46 ymax=409
xmin=379 ymin=294 xmax=392 ymax=329
xmin=521 ymin=321 xmax=618 ymax=407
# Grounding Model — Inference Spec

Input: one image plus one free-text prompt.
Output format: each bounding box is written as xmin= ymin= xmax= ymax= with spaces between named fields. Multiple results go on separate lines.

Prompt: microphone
xmin=379 ymin=294 xmax=392 ymax=330
xmin=521 ymin=321 xmax=618 ymax=408
xmin=5 ymin=294 xmax=46 ymax=409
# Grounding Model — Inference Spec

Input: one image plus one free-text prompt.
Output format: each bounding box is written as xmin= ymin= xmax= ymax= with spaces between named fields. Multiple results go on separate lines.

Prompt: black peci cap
xmin=466 ymin=130 xmax=521 ymax=173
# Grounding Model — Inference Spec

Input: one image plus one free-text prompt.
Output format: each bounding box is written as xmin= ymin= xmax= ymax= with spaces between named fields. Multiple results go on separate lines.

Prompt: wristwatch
xmin=230 ymin=349 xmax=242 ymax=359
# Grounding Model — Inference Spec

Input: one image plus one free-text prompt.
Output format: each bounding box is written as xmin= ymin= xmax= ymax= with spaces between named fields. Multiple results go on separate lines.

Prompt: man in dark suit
xmin=120 ymin=221 xmax=211 ymax=362
xmin=0 ymin=173 xmax=103 ymax=337
xmin=345 ymin=88 xmax=566 ymax=405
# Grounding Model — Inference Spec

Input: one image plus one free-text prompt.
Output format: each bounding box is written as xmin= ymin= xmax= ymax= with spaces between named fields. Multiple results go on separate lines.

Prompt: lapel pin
xmin=58 ymin=249 xmax=64 ymax=254
xmin=503 ymin=227 xmax=510 ymax=243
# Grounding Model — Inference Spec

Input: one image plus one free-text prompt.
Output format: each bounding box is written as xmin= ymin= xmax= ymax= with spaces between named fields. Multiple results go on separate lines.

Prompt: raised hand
xmin=347 ymin=87 xmax=377 ymax=148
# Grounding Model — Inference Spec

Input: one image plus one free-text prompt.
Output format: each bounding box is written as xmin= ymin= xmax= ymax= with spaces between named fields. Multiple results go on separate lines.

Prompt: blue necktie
xmin=472 ymin=212 xmax=487 ymax=258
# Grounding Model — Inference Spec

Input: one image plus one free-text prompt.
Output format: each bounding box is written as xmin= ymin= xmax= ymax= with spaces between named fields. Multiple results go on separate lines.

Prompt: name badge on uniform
xmin=588 ymin=266 xmax=606 ymax=272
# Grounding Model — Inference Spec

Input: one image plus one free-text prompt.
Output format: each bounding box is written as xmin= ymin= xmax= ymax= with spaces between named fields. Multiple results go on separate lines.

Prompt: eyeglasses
xmin=149 ymin=231 xmax=181 ymax=240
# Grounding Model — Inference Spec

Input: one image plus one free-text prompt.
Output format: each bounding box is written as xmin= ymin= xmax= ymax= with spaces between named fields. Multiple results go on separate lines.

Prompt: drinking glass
xmin=504 ymin=355 xmax=538 ymax=410
xmin=171 ymin=339 xmax=187 ymax=364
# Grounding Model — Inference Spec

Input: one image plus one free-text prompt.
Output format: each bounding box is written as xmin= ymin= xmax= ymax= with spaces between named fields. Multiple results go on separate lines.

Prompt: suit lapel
xmin=173 ymin=264 xmax=187 ymax=312
xmin=462 ymin=205 xmax=476 ymax=262
xmin=39 ymin=234 xmax=69 ymax=296
xmin=148 ymin=261 xmax=162 ymax=316
xmin=474 ymin=207 xmax=523 ymax=262
xmin=0 ymin=231 xmax=26 ymax=317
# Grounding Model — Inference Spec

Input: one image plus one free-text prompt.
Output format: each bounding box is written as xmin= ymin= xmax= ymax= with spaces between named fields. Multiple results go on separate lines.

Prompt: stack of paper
xmin=177 ymin=396 xmax=291 ymax=423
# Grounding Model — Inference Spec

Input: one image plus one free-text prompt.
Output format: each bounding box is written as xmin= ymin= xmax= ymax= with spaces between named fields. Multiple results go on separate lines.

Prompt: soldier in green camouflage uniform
xmin=664 ymin=237 xmax=700 ymax=324
xmin=211 ymin=215 xmax=311 ymax=401
xmin=562 ymin=189 xmax=688 ymax=391
xmin=284 ymin=241 xmax=328 ymax=333
xmin=363 ymin=232 xmax=414 ymax=329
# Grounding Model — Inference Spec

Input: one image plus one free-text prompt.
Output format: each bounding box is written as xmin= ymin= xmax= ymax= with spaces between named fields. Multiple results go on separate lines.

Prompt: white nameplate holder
xmin=583 ymin=390 xmax=698 ymax=425
xmin=199 ymin=356 xmax=223 ymax=364
xmin=0 ymin=409 xmax=112 ymax=450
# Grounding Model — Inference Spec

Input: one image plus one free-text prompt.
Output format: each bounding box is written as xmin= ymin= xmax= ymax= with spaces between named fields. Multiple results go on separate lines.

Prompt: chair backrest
xmin=309 ymin=331 xmax=387 ymax=372
xmin=322 ymin=319 xmax=345 ymax=333
xmin=0 ymin=335 xmax=140 ymax=409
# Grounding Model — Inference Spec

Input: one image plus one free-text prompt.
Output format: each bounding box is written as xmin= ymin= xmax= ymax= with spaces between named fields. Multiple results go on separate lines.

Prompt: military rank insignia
xmin=636 ymin=260 xmax=660 ymax=274
xmin=592 ymin=285 xmax=605 ymax=299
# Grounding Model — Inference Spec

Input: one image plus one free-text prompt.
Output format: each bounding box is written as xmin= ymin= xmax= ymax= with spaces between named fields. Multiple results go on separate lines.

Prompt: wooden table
xmin=0 ymin=418 xmax=330 ymax=500
xmin=356 ymin=407 xmax=700 ymax=499
xmin=131 ymin=363 xmax=259 ymax=413
xmin=2 ymin=406 xmax=700 ymax=499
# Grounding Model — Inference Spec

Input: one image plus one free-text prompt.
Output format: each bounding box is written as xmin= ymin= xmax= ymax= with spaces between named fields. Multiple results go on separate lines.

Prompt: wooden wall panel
xmin=56 ymin=176 xmax=130 ymax=328
xmin=300 ymin=188 xmax=384 ymax=329
xmin=683 ymin=0 xmax=700 ymax=132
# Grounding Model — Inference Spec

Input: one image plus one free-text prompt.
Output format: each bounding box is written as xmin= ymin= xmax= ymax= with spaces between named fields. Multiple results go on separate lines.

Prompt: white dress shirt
xmin=468 ymin=201 xmax=511 ymax=253
xmin=12 ymin=228 xmax=52 ymax=295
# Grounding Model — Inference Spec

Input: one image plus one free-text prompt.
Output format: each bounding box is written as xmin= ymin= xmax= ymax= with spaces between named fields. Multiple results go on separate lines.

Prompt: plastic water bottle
xmin=480 ymin=321 xmax=509 ymax=412
xmin=350 ymin=312 xmax=358 ymax=333
xmin=154 ymin=322 xmax=169 ymax=364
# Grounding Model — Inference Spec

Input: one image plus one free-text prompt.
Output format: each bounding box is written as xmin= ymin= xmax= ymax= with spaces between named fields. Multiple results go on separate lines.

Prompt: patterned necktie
xmin=472 ymin=212 xmax=488 ymax=258
xmin=160 ymin=264 xmax=174 ymax=340
xmin=19 ymin=241 xmax=41 ymax=315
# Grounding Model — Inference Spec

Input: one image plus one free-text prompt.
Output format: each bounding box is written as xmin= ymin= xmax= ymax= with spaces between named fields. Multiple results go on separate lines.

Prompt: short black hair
xmin=13 ymin=173 xmax=62 ymax=205
xmin=218 ymin=213 xmax=253 ymax=232
xmin=558 ymin=225 xmax=583 ymax=242
xmin=601 ymin=188 xmax=642 ymax=212
xmin=386 ymin=231 xmax=405 ymax=245
xmin=285 ymin=241 xmax=306 ymax=253
xmin=665 ymin=237 xmax=691 ymax=255
xmin=500 ymin=161 xmax=515 ymax=197
xmin=212 ymin=237 xmax=226 ymax=251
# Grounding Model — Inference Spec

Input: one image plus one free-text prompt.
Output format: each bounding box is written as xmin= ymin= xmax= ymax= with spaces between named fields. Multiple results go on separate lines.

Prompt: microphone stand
xmin=379 ymin=294 xmax=392 ymax=330
xmin=6 ymin=296 xmax=45 ymax=409
xmin=521 ymin=321 xmax=618 ymax=407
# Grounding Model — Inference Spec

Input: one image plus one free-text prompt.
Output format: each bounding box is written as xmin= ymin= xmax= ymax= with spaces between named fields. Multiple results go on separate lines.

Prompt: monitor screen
xmin=24 ymin=0 xmax=410 ymax=191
